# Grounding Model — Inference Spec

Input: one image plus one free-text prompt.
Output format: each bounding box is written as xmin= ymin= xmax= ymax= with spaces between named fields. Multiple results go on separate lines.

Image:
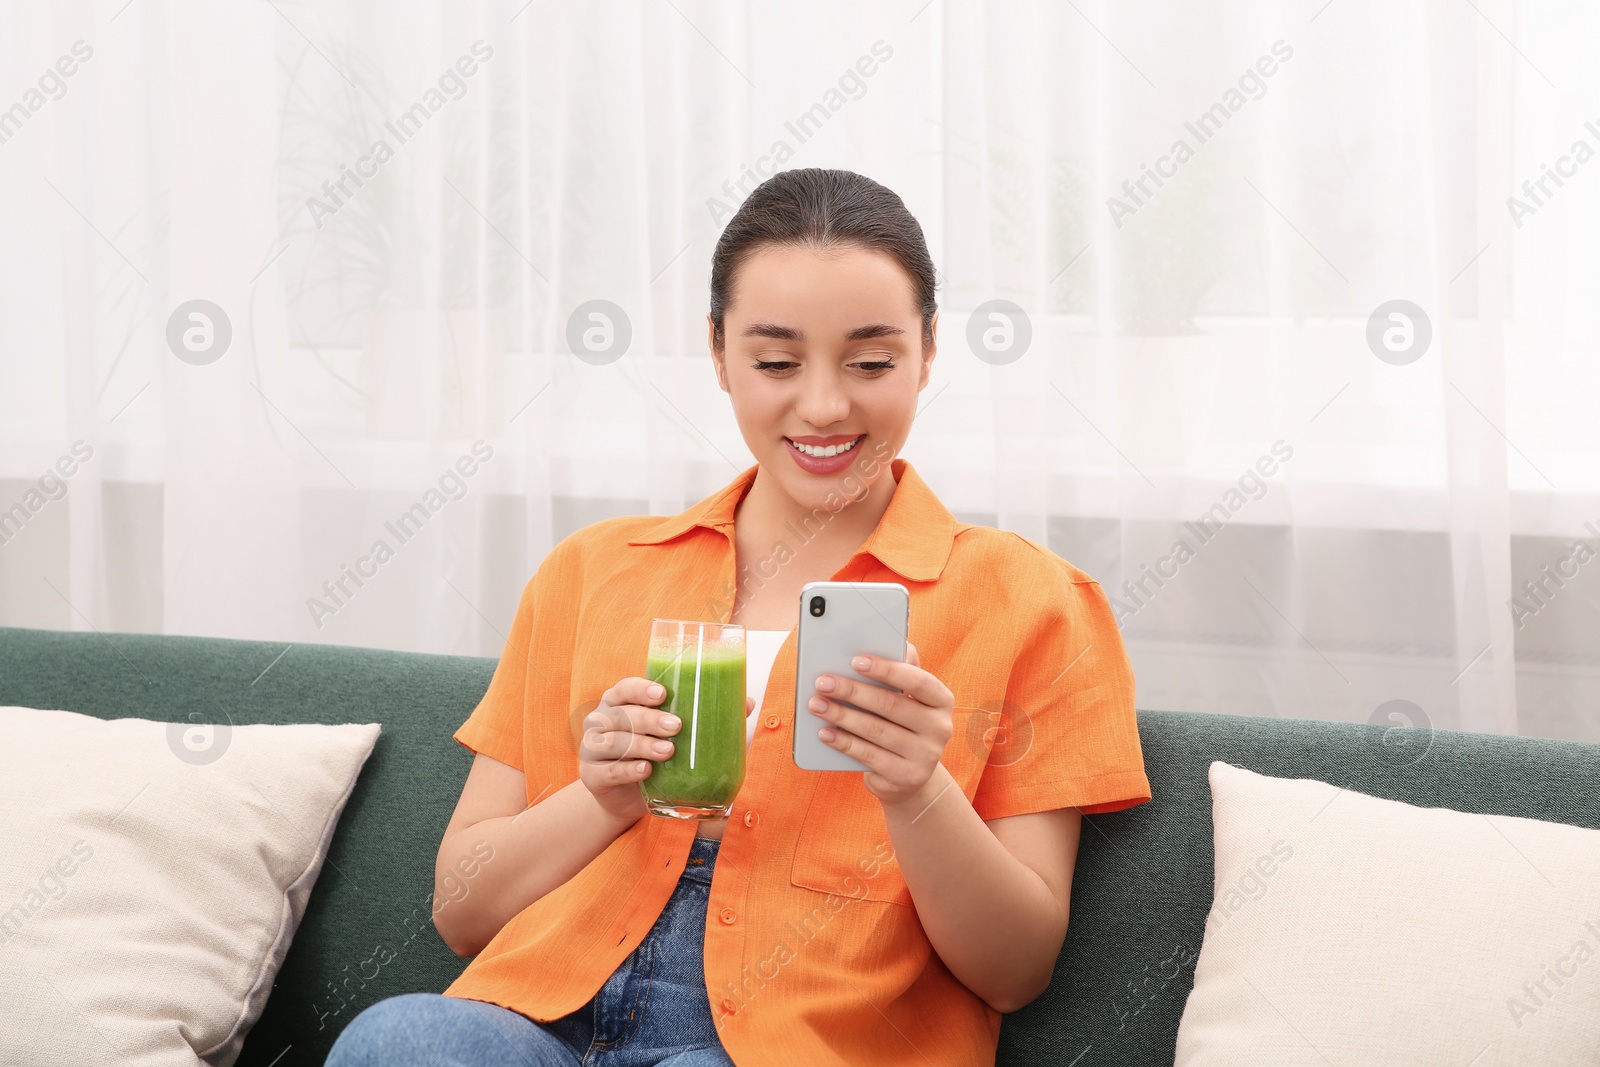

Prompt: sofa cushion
xmin=0 ymin=628 xmax=486 ymax=1067
xmin=997 ymin=706 xmax=1600 ymax=1067
xmin=1173 ymin=760 xmax=1600 ymax=1065
xmin=0 ymin=706 xmax=378 ymax=1066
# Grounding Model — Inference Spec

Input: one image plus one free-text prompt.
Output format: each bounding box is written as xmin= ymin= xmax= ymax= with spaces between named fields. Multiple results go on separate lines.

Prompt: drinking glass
xmin=640 ymin=619 xmax=747 ymax=819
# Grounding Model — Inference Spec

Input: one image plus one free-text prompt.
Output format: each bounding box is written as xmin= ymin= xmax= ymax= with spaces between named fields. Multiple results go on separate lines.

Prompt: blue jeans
xmin=325 ymin=836 xmax=734 ymax=1067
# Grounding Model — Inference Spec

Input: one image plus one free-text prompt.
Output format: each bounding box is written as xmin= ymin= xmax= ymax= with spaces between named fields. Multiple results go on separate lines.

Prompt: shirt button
xmin=743 ymin=810 xmax=759 ymax=827
xmin=764 ymin=713 xmax=780 ymax=729
xmin=719 ymin=906 xmax=737 ymax=925
xmin=721 ymin=997 xmax=739 ymax=1015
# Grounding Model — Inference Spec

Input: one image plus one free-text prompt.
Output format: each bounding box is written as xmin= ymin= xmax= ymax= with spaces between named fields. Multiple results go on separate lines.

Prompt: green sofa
xmin=4 ymin=625 xmax=1598 ymax=1066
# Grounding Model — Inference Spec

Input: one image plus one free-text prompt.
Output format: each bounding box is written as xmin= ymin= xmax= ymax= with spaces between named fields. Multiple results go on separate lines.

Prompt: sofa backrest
xmin=3 ymin=626 xmax=1598 ymax=1067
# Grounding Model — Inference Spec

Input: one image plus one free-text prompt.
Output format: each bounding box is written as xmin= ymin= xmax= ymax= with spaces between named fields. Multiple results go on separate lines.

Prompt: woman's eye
xmin=753 ymin=360 xmax=796 ymax=372
xmin=855 ymin=360 xmax=895 ymax=373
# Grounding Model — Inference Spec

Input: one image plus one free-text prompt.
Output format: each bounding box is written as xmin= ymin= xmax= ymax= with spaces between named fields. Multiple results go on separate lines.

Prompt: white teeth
xmin=790 ymin=436 xmax=860 ymax=458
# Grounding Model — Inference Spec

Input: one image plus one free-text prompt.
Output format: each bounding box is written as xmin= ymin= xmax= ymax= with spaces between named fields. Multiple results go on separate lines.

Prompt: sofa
xmin=4 ymin=624 xmax=1598 ymax=1066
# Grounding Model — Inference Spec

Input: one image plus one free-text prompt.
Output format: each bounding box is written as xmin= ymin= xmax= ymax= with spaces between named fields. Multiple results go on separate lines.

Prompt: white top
xmin=745 ymin=629 xmax=791 ymax=745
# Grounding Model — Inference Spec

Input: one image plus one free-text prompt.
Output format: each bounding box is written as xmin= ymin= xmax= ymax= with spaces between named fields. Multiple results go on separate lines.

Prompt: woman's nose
xmin=794 ymin=369 xmax=850 ymax=427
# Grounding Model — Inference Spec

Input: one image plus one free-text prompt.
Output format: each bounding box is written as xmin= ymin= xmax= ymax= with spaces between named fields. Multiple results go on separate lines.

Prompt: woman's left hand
xmin=807 ymin=641 xmax=955 ymax=808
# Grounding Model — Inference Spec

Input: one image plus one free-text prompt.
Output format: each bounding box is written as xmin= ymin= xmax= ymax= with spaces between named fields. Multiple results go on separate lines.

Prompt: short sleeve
xmin=453 ymin=534 xmax=584 ymax=780
xmin=971 ymin=562 xmax=1151 ymax=821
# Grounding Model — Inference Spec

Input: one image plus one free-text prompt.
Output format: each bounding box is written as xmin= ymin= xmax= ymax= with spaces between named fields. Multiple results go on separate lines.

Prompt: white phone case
xmin=792 ymin=580 xmax=910 ymax=772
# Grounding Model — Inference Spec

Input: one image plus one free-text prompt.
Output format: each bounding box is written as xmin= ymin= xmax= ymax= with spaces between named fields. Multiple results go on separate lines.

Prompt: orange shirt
xmin=444 ymin=456 xmax=1150 ymax=1066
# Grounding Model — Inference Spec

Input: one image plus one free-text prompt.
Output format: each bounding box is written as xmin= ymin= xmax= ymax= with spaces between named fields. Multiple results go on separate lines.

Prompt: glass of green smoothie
xmin=641 ymin=619 xmax=747 ymax=820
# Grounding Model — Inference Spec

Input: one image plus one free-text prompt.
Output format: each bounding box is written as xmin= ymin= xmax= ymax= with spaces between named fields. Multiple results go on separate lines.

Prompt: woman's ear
xmin=919 ymin=312 xmax=938 ymax=390
xmin=708 ymin=314 xmax=729 ymax=393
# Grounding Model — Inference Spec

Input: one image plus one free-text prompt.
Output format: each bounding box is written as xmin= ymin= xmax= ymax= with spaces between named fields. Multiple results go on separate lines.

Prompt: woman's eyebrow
xmin=741 ymin=322 xmax=907 ymax=342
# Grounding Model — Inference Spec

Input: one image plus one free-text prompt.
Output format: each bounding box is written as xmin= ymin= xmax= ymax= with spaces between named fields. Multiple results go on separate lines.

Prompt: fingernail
xmin=663 ymin=714 xmax=680 ymax=729
xmin=649 ymin=684 xmax=664 ymax=699
xmin=815 ymin=675 xmax=835 ymax=692
xmin=852 ymin=656 xmax=870 ymax=671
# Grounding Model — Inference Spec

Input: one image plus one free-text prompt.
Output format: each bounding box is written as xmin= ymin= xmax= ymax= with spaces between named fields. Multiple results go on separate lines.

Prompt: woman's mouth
xmin=784 ymin=433 xmax=866 ymax=474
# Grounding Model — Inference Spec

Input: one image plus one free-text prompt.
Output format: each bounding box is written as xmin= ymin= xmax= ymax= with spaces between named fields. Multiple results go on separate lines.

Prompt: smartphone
xmin=792 ymin=580 xmax=910 ymax=772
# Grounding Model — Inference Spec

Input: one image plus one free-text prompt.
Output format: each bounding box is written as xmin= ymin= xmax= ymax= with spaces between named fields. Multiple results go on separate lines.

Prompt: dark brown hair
xmin=708 ymin=168 xmax=938 ymax=353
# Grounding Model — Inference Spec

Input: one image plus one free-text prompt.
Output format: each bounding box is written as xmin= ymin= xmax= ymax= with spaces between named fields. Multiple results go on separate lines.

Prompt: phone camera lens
xmin=809 ymin=595 xmax=826 ymax=617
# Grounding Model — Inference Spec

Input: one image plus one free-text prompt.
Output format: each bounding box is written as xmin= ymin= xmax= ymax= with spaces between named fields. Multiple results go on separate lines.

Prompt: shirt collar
xmin=624 ymin=456 xmax=960 ymax=583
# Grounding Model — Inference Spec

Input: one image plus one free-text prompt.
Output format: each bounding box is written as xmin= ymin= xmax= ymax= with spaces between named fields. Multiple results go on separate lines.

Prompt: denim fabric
xmin=325 ymin=836 xmax=733 ymax=1067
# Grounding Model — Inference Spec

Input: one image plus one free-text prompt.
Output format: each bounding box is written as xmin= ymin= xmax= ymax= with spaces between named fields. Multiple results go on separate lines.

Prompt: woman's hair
xmin=708 ymin=168 xmax=938 ymax=353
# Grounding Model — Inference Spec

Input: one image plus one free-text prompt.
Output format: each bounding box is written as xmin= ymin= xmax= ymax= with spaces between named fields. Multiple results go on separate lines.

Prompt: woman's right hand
xmin=578 ymin=677 xmax=754 ymax=824
xmin=578 ymin=677 xmax=673 ymax=823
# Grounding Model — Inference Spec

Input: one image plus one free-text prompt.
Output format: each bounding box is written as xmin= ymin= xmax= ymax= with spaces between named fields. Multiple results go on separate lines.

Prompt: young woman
xmin=326 ymin=168 xmax=1150 ymax=1067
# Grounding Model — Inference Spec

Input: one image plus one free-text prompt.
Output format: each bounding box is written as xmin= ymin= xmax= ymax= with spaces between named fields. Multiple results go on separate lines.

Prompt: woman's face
xmin=709 ymin=243 xmax=936 ymax=512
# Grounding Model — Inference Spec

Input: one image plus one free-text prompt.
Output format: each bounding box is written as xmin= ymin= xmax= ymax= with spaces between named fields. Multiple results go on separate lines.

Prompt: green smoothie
xmin=642 ymin=643 xmax=746 ymax=815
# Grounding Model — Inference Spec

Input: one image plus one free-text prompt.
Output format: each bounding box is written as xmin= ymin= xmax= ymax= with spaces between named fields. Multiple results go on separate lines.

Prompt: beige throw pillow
xmin=0 ymin=706 xmax=380 ymax=1067
xmin=1174 ymin=760 xmax=1600 ymax=1066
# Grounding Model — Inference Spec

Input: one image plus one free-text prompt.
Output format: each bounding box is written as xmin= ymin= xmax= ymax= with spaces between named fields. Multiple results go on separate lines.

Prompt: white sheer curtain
xmin=3 ymin=0 xmax=1597 ymax=742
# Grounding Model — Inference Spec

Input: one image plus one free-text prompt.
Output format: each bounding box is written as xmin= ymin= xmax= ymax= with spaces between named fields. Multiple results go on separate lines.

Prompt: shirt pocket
xmin=788 ymin=773 xmax=914 ymax=908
